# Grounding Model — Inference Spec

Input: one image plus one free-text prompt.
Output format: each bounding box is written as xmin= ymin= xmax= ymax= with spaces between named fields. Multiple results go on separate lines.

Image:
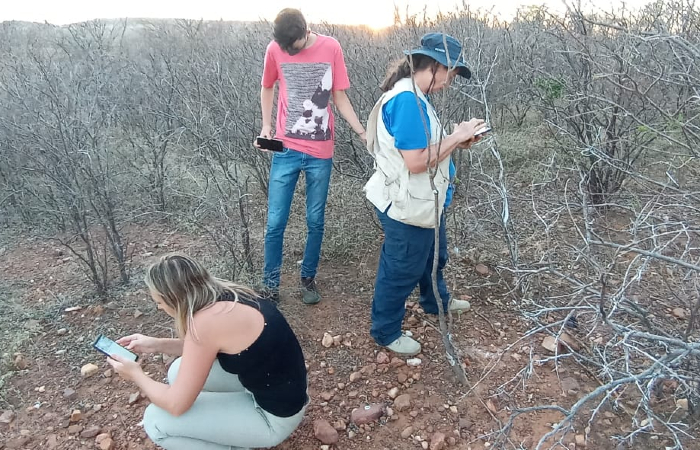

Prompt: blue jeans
xmin=370 ymin=207 xmax=450 ymax=346
xmin=263 ymin=148 xmax=333 ymax=289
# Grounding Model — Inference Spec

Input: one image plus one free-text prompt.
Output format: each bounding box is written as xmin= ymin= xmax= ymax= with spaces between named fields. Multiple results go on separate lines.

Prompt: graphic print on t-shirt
xmin=281 ymin=62 xmax=332 ymax=141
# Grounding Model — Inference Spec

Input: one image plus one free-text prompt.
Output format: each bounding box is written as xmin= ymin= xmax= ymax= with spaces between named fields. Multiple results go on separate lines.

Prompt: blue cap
xmin=404 ymin=32 xmax=471 ymax=79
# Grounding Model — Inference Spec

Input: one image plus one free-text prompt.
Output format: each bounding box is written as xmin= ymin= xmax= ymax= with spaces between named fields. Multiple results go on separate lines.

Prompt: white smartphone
xmin=92 ymin=334 xmax=138 ymax=362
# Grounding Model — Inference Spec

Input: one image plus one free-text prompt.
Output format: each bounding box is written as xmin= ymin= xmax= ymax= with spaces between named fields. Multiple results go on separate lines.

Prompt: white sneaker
xmin=385 ymin=333 xmax=421 ymax=356
xmin=448 ymin=298 xmax=471 ymax=312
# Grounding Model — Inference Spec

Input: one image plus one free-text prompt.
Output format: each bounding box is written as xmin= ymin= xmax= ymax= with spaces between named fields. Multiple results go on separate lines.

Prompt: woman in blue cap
xmin=364 ymin=33 xmax=486 ymax=356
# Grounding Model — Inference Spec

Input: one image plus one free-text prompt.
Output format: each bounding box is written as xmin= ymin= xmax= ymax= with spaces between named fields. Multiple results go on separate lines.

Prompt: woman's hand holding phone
xmin=117 ymin=334 xmax=160 ymax=353
xmin=453 ymin=118 xmax=486 ymax=148
xmin=106 ymin=354 xmax=143 ymax=381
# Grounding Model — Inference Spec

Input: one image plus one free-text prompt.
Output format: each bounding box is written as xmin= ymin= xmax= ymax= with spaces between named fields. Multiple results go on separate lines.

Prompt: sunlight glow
xmin=0 ymin=0 xmax=658 ymax=28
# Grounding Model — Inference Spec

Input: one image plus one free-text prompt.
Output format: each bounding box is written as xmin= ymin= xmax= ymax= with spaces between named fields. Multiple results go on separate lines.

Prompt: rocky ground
xmin=0 ymin=227 xmax=674 ymax=450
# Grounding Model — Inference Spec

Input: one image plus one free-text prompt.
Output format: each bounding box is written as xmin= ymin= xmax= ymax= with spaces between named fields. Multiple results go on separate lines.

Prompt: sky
xmin=1 ymin=0 xmax=657 ymax=29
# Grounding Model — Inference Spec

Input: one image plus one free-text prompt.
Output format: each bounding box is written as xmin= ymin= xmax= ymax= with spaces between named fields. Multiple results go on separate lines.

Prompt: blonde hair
xmin=144 ymin=253 xmax=259 ymax=338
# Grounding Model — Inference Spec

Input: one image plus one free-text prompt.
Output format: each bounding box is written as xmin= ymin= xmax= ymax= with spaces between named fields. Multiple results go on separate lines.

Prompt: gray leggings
xmin=142 ymin=358 xmax=307 ymax=450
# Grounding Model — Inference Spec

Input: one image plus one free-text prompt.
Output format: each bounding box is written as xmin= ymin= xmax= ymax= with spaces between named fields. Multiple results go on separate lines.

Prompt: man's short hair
xmin=273 ymin=8 xmax=307 ymax=51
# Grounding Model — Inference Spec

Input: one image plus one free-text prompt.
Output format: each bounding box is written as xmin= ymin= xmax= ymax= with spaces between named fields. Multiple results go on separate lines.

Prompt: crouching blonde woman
xmin=106 ymin=254 xmax=308 ymax=450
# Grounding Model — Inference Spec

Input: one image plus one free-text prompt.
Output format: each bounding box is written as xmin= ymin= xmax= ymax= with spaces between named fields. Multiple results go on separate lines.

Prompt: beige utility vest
xmin=363 ymin=77 xmax=451 ymax=228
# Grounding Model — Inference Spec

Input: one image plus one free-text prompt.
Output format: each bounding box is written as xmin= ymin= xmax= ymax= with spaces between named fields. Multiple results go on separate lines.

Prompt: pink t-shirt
xmin=262 ymin=33 xmax=351 ymax=159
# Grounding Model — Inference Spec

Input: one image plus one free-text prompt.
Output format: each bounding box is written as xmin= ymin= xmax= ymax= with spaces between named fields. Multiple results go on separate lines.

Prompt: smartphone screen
xmin=256 ymin=137 xmax=284 ymax=152
xmin=93 ymin=335 xmax=138 ymax=362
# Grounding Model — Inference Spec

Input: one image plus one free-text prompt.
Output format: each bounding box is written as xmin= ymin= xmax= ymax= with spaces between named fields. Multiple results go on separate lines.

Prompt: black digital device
xmin=474 ymin=126 xmax=492 ymax=137
xmin=92 ymin=334 xmax=138 ymax=362
xmin=256 ymin=137 xmax=284 ymax=152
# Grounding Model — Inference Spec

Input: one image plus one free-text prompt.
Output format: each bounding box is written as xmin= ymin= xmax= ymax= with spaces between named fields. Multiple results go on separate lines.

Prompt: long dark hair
xmin=381 ymin=54 xmax=440 ymax=92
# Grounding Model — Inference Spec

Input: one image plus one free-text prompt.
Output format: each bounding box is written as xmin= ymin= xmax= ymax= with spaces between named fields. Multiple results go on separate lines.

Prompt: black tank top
xmin=215 ymin=292 xmax=308 ymax=417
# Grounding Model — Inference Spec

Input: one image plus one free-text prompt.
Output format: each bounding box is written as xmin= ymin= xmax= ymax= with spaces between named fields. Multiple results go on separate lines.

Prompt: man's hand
xmin=253 ymin=126 xmax=274 ymax=150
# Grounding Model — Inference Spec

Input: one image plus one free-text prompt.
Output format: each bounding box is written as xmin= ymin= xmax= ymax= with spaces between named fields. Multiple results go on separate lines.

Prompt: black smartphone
xmin=256 ymin=137 xmax=284 ymax=152
xmin=474 ymin=126 xmax=492 ymax=137
xmin=92 ymin=334 xmax=138 ymax=362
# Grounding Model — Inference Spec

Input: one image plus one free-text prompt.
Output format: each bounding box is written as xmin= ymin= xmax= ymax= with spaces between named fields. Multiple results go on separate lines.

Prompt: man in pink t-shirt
xmin=255 ymin=8 xmax=365 ymax=305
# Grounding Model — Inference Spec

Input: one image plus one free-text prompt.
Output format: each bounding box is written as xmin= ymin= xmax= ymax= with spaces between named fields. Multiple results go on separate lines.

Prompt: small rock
xmin=37 ymin=385 xmax=46 ymax=393
xmin=320 ymin=391 xmax=334 ymax=401
xmin=98 ymin=437 xmax=115 ymax=450
xmin=313 ymin=419 xmax=339 ymax=444
xmin=376 ymin=351 xmax=390 ymax=364
xmin=458 ymin=417 xmax=471 ymax=430
xmin=560 ymin=377 xmax=580 ymax=393
xmin=128 ymin=392 xmax=140 ymax=405
xmin=46 ymin=434 xmax=59 ymax=448
xmin=559 ymin=332 xmax=579 ymax=351
xmin=349 ymin=371 xmax=362 ymax=383
xmin=5 ymin=436 xmax=31 ymax=449
xmin=67 ymin=424 xmax=83 ymax=434
xmin=321 ymin=333 xmax=334 ymax=348
xmin=80 ymin=363 xmax=99 ymax=378
xmin=407 ymin=358 xmax=422 ymax=367
xmin=449 ymin=406 xmax=458 ymax=414
xmin=57 ymin=328 xmax=68 ymax=336
xmin=676 ymin=398 xmax=689 ymax=410
xmin=486 ymin=399 xmax=498 ymax=413
xmin=13 ymin=354 xmax=28 ymax=370
xmin=390 ymin=357 xmax=405 ymax=367
xmin=430 ymin=432 xmax=446 ymax=450
xmin=332 ymin=335 xmax=342 ymax=346
xmin=350 ymin=403 xmax=385 ymax=425
xmin=398 ymin=373 xmax=408 ymax=384
xmin=475 ymin=264 xmax=489 ymax=276
xmin=541 ymin=336 xmax=558 ymax=353
xmin=103 ymin=369 xmax=113 ymax=378
xmin=401 ymin=426 xmax=414 ymax=438
xmin=24 ymin=319 xmax=41 ymax=329
xmin=394 ymin=394 xmax=412 ymax=411
xmin=133 ymin=309 xmax=144 ymax=318
xmin=69 ymin=409 xmax=82 ymax=422
xmin=63 ymin=388 xmax=77 ymax=400
xmin=80 ymin=425 xmax=102 ymax=438
xmin=388 ymin=387 xmax=400 ymax=399
xmin=332 ymin=419 xmax=347 ymax=431
xmin=575 ymin=434 xmax=586 ymax=447
xmin=421 ymin=441 xmax=429 ymax=450
xmin=672 ymin=308 xmax=687 ymax=319
xmin=95 ymin=433 xmax=111 ymax=444
xmin=0 ymin=410 xmax=16 ymax=425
